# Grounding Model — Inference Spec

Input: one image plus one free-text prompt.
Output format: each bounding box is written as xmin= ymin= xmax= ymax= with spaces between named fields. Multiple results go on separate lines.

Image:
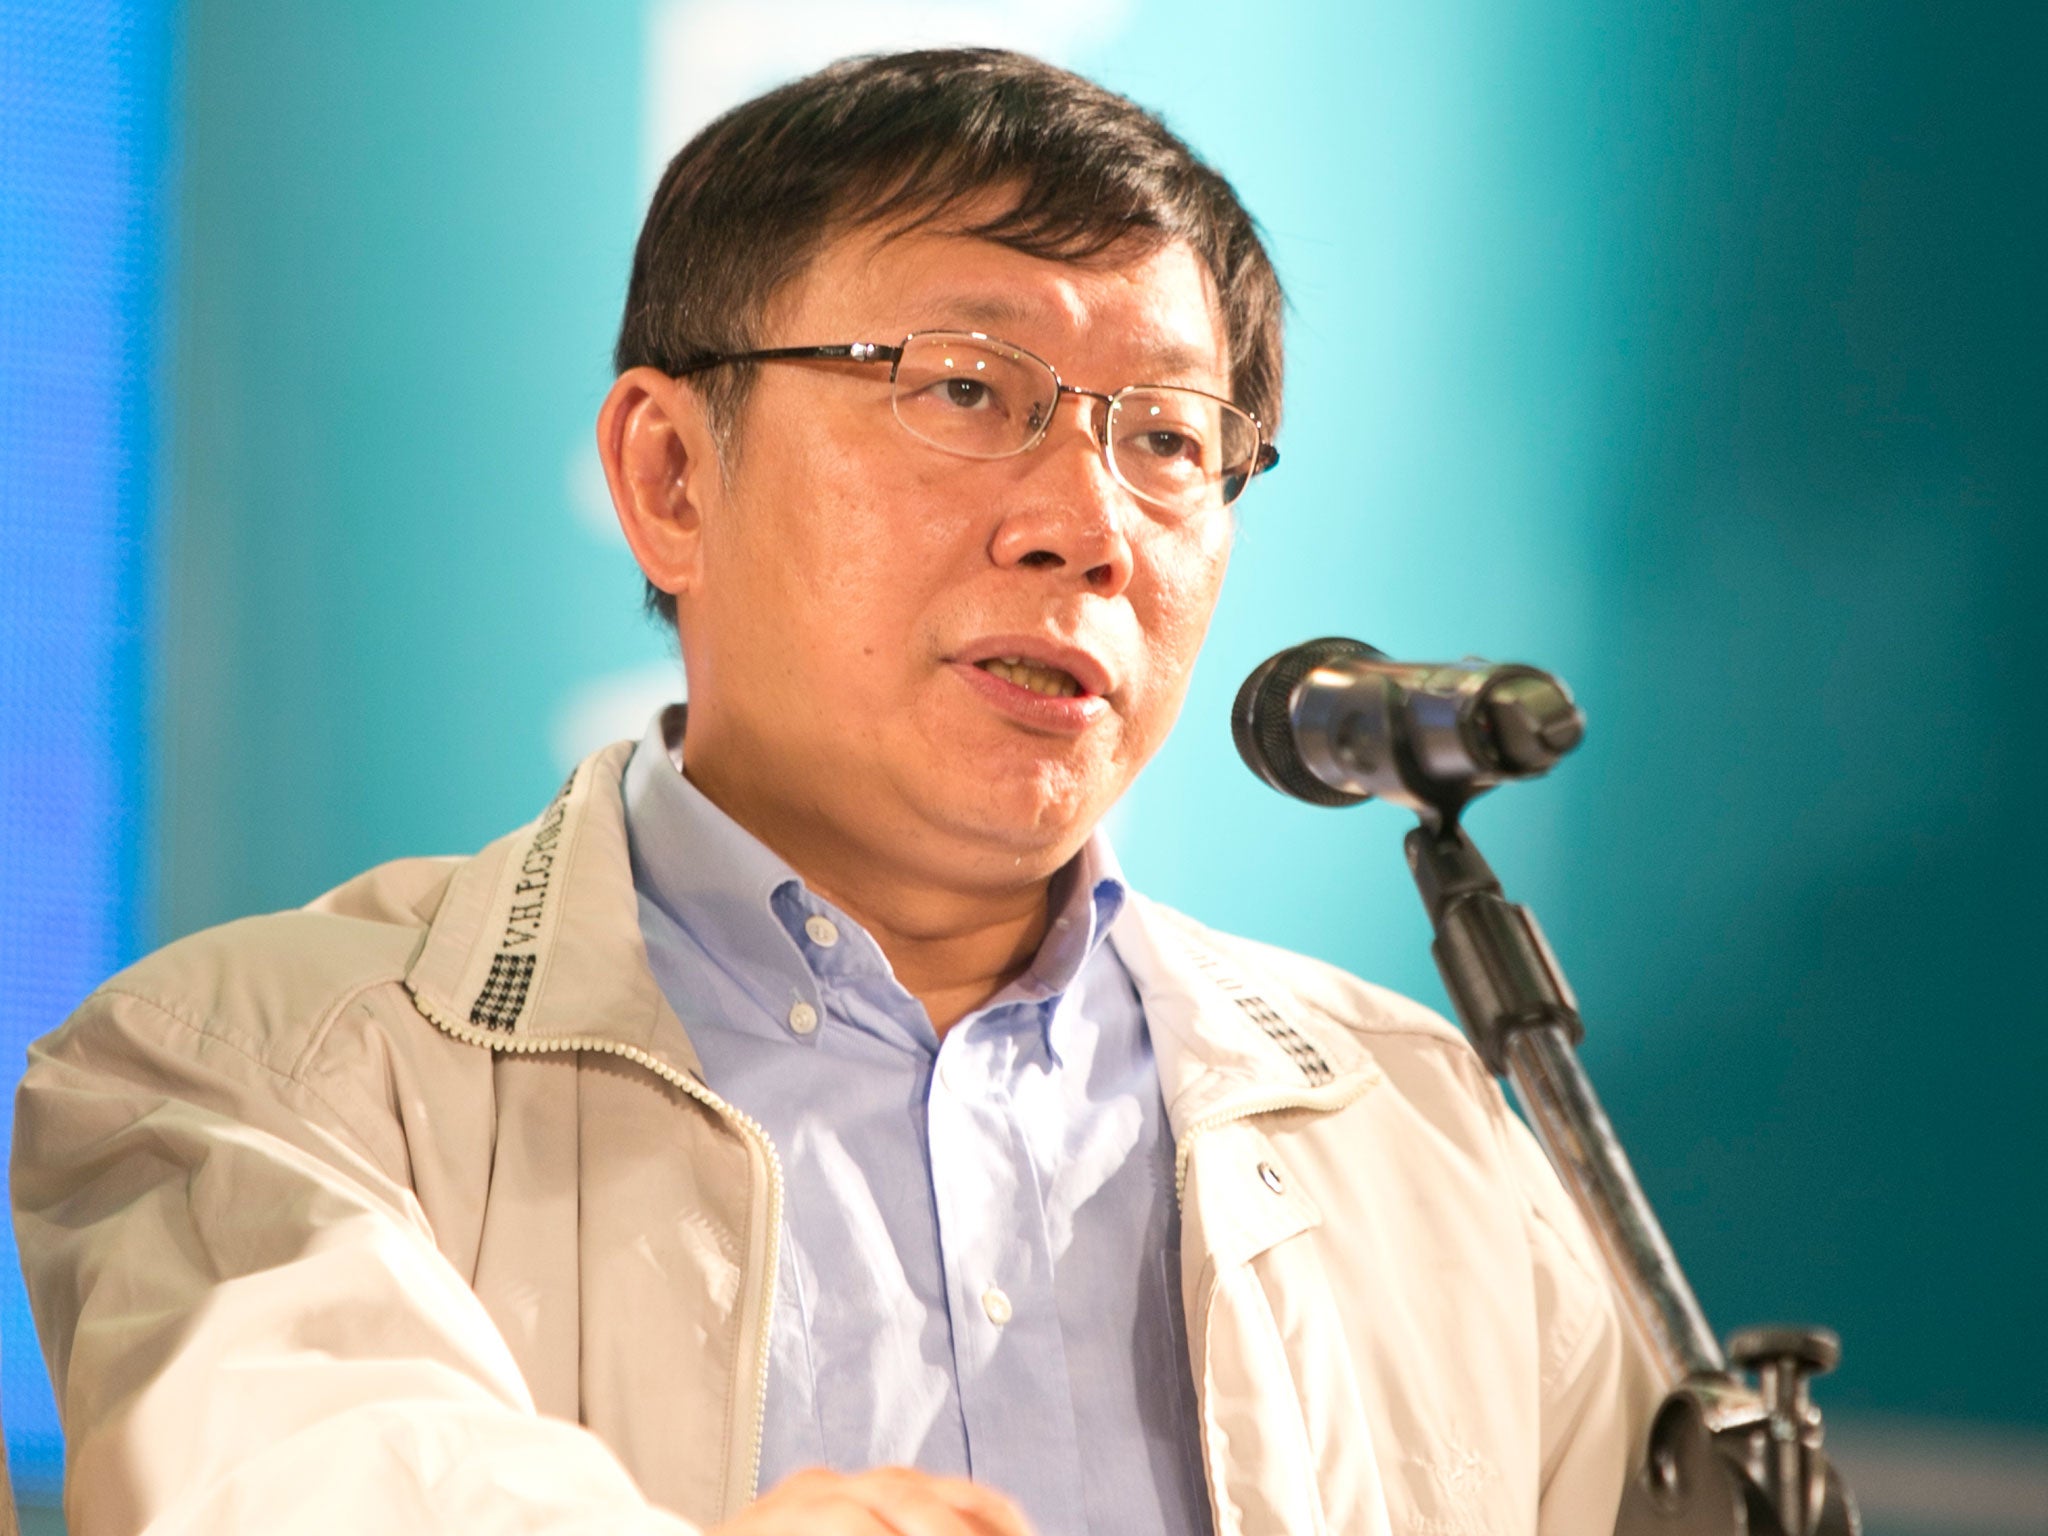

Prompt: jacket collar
xmin=405 ymin=738 xmax=708 ymax=1078
xmin=405 ymin=740 xmax=1383 ymax=1120
xmin=1110 ymin=897 xmax=1382 ymax=1139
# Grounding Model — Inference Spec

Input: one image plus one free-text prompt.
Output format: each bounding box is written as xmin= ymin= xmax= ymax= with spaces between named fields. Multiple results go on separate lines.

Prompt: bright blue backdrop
xmin=0 ymin=0 xmax=176 ymax=1500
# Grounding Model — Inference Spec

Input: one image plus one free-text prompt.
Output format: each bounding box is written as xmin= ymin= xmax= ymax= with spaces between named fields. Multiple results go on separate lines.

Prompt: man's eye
xmin=1133 ymin=427 xmax=1199 ymax=461
xmin=939 ymin=377 xmax=994 ymax=410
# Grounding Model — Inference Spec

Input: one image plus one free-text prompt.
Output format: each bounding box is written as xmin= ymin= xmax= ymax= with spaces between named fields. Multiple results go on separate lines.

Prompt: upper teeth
xmin=980 ymin=656 xmax=1081 ymax=698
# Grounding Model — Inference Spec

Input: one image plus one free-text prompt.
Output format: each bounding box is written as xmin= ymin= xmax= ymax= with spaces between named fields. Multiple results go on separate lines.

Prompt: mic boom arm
xmin=1406 ymin=824 xmax=1720 ymax=1378
xmin=1233 ymin=639 xmax=1860 ymax=1536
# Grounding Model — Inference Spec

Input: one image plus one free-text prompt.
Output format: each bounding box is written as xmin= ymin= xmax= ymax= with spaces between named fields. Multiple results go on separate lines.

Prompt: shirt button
xmin=981 ymin=1285 xmax=1013 ymax=1326
xmin=787 ymin=1001 xmax=819 ymax=1035
xmin=804 ymin=915 xmax=839 ymax=948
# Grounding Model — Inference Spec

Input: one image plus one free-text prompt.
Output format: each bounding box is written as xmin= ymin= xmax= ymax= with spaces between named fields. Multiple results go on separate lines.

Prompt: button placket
xmin=923 ymin=1064 xmax=1083 ymax=1531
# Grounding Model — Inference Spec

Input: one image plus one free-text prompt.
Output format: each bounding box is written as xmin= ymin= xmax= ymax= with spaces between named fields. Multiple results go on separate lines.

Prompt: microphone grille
xmin=1231 ymin=637 xmax=1378 ymax=807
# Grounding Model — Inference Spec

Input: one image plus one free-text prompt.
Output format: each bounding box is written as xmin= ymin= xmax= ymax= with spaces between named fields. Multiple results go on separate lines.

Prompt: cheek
xmin=1139 ymin=526 xmax=1233 ymax=670
xmin=1117 ymin=527 xmax=1231 ymax=753
xmin=721 ymin=440 xmax=967 ymax=671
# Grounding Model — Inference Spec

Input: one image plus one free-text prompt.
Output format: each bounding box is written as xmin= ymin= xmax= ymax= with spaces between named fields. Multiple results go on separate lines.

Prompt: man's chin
xmin=903 ymin=771 xmax=1117 ymax=879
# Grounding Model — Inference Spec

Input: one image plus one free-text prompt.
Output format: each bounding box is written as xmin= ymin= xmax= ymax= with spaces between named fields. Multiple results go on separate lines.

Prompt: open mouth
xmin=976 ymin=656 xmax=1084 ymax=699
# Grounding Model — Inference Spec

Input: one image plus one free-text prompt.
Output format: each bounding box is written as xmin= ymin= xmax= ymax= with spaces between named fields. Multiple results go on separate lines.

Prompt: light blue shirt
xmin=621 ymin=719 xmax=1210 ymax=1536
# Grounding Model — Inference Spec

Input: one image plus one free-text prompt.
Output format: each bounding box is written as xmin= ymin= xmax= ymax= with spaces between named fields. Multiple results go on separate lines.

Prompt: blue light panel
xmin=0 ymin=0 xmax=175 ymax=1500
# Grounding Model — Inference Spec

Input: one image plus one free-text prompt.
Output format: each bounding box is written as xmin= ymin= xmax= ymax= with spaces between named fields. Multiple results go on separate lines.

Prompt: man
xmin=13 ymin=48 xmax=1659 ymax=1536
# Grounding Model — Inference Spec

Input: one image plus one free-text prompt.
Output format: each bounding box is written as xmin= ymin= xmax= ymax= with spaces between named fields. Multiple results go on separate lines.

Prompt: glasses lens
xmin=891 ymin=333 xmax=1058 ymax=459
xmin=1108 ymin=389 xmax=1263 ymax=513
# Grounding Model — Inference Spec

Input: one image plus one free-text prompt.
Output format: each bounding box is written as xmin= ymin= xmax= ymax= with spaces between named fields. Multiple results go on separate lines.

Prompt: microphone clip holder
xmin=1405 ymin=820 xmax=1584 ymax=1075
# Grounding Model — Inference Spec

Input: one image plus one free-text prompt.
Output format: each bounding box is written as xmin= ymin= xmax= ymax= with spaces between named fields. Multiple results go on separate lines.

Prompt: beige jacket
xmin=13 ymin=741 xmax=1662 ymax=1536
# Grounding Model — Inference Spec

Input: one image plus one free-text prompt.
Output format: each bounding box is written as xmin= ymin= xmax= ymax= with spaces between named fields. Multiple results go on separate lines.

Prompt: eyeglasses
xmin=672 ymin=330 xmax=1279 ymax=517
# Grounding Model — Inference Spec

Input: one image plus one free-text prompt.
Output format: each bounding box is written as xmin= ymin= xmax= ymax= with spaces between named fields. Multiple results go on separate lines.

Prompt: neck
xmin=680 ymin=764 xmax=1067 ymax=1037
xmin=808 ymin=869 xmax=1054 ymax=1035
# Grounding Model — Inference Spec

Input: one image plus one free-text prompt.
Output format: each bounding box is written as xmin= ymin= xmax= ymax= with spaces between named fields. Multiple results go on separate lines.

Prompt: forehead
xmin=770 ymin=220 xmax=1231 ymax=388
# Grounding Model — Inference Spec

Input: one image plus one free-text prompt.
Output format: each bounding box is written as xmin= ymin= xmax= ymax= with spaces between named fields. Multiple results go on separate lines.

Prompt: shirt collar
xmin=621 ymin=706 xmax=1129 ymax=1041
xmin=995 ymin=835 xmax=1127 ymax=1004
xmin=990 ymin=835 xmax=1127 ymax=1070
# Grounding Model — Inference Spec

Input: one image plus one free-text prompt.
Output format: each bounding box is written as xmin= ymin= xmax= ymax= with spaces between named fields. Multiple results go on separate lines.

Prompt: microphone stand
xmin=1407 ymin=814 xmax=1859 ymax=1536
xmin=1230 ymin=636 xmax=1863 ymax=1533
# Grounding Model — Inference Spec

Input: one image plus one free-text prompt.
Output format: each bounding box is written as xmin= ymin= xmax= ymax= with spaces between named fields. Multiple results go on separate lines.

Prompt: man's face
xmin=673 ymin=218 xmax=1238 ymax=898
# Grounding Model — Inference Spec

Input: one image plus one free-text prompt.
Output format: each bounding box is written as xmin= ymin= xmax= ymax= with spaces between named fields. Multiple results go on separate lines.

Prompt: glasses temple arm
xmin=670 ymin=342 xmax=904 ymax=376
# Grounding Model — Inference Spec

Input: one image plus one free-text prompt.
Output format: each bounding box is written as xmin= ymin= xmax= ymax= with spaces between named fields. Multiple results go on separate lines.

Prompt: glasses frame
xmin=671 ymin=330 xmax=1280 ymax=513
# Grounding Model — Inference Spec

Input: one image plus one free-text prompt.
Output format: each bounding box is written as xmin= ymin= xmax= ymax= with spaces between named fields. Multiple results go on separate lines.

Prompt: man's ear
xmin=597 ymin=367 xmax=726 ymax=604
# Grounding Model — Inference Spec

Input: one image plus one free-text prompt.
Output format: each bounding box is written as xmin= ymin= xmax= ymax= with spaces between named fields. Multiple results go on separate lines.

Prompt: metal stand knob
xmin=1724 ymin=1329 xmax=1846 ymax=1536
xmin=1617 ymin=1327 xmax=1859 ymax=1536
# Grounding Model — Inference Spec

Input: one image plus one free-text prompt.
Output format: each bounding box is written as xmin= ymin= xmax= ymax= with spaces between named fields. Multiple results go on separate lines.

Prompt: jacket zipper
xmin=410 ymin=993 xmax=784 ymax=1507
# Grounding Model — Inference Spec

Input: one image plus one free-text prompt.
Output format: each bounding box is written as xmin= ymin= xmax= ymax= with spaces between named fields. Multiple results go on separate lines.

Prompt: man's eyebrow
xmin=1125 ymin=340 xmax=1226 ymax=383
xmin=912 ymin=297 xmax=1225 ymax=384
xmin=930 ymin=294 xmax=1039 ymax=333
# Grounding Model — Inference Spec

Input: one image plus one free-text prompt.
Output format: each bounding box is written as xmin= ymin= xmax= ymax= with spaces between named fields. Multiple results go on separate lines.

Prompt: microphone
xmin=1232 ymin=637 xmax=1585 ymax=815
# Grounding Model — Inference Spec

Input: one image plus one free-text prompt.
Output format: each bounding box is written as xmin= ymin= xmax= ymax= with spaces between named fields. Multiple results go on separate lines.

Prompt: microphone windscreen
xmin=1231 ymin=637 xmax=1378 ymax=806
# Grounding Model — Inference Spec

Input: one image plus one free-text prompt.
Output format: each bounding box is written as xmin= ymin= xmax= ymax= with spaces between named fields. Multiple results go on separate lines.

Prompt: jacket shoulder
xmin=100 ymin=855 xmax=456 ymax=1014
xmin=64 ymin=854 xmax=463 ymax=1079
xmin=305 ymin=853 xmax=464 ymax=927
xmin=83 ymin=908 xmax=415 ymax=1055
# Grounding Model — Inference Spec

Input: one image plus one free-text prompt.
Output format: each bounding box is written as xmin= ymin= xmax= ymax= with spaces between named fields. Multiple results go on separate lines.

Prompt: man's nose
xmin=987 ymin=392 xmax=1136 ymax=594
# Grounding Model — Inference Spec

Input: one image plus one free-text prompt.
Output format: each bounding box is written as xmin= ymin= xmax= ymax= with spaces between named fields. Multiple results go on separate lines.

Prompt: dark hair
xmin=616 ymin=47 xmax=1285 ymax=624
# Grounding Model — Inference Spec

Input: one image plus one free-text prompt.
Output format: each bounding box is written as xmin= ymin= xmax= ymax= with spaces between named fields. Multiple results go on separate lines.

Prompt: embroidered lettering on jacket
xmin=468 ymin=771 xmax=575 ymax=1031
xmin=500 ymin=777 xmax=573 ymax=949
xmin=1187 ymin=944 xmax=1335 ymax=1086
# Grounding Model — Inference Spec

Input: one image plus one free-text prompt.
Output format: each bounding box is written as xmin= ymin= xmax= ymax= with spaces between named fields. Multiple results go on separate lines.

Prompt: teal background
xmin=8 ymin=0 xmax=2040 ymax=1524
